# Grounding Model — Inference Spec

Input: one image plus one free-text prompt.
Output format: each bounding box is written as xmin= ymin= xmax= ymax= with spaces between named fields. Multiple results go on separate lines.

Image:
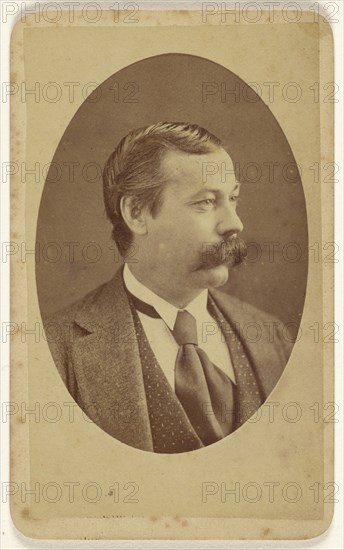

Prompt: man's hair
xmin=103 ymin=121 xmax=222 ymax=256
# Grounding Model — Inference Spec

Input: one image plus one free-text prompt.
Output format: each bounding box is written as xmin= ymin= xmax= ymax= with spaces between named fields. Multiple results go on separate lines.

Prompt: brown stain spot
xmin=165 ymin=523 xmax=170 ymax=528
xmin=262 ymin=527 xmax=271 ymax=536
xmin=150 ymin=516 xmax=158 ymax=522
xmin=173 ymin=516 xmax=188 ymax=527
xmin=21 ymin=507 xmax=30 ymax=520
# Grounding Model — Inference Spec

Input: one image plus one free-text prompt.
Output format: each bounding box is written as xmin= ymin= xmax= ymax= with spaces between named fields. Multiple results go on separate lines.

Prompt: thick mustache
xmin=201 ymin=236 xmax=247 ymax=268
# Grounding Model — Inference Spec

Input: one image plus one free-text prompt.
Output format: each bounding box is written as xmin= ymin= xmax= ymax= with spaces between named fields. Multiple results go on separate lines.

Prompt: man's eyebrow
xmin=189 ymin=182 xmax=241 ymax=198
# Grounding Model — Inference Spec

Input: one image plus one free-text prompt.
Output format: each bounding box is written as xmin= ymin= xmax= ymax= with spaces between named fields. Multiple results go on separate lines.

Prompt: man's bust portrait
xmin=46 ymin=121 xmax=292 ymax=453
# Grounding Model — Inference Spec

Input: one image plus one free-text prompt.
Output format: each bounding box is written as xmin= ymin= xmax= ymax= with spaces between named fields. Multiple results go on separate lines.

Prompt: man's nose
xmin=216 ymin=204 xmax=244 ymax=235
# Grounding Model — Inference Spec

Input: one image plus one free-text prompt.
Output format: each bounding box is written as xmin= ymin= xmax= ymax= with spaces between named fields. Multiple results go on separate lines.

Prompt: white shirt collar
xmin=123 ymin=263 xmax=208 ymax=331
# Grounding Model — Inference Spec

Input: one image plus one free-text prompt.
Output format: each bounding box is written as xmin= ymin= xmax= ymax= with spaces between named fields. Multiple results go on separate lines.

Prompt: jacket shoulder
xmin=210 ymin=288 xmax=280 ymax=324
xmin=43 ymin=281 xmax=110 ymax=327
xmin=210 ymin=287 xmax=294 ymax=358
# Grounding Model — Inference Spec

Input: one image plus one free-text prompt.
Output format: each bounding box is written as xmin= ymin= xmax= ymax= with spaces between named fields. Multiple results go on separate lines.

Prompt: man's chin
xmin=202 ymin=263 xmax=229 ymax=288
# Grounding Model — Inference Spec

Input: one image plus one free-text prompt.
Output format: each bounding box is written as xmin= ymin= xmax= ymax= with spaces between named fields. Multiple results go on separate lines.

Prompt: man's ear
xmin=120 ymin=196 xmax=148 ymax=236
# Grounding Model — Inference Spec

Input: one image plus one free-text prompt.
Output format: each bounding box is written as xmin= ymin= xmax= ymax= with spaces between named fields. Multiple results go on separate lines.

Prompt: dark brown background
xmin=36 ymin=54 xmax=308 ymax=329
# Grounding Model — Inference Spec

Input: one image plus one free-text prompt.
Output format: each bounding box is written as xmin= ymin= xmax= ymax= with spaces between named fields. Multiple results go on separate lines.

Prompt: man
xmin=46 ymin=122 xmax=292 ymax=453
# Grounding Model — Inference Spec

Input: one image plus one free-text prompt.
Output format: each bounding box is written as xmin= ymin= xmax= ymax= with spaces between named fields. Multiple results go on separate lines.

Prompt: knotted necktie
xmin=172 ymin=310 xmax=234 ymax=445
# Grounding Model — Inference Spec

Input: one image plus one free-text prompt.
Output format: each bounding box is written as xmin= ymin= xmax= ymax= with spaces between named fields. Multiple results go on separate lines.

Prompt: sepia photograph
xmin=7 ymin=5 xmax=336 ymax=542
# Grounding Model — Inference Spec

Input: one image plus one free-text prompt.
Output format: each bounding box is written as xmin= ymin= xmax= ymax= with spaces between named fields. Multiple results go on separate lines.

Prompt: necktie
xmin=172 ymin=310 xmax=234 ymax=445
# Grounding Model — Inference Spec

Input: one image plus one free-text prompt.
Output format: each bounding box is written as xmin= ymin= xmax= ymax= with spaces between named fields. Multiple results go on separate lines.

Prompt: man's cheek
xmin=184 ymin=242 xmax=202 ymax=262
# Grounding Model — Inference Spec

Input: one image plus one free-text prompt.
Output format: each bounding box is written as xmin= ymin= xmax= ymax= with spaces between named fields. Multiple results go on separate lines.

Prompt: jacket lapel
xmin=209 ymin=289 xmax=286 ymax=399
xmin=72 ymin=269 xmax=154 ymax=451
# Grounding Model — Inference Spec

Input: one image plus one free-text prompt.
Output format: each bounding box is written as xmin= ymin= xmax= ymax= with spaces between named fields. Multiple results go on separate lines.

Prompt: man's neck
xmin=125 ymin=263 xmax=205 ymax=309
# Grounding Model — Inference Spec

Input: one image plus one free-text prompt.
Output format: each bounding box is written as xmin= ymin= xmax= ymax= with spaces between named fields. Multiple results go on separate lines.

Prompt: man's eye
xmin=196 ymin=198 xmax=216 ymax=206
xmin=229 ymin=195 xmax=240 ymax=203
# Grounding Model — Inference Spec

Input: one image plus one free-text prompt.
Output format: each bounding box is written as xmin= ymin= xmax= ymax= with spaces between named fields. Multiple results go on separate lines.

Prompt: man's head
xmin=103 ymin=122 xmax=246 ymax=297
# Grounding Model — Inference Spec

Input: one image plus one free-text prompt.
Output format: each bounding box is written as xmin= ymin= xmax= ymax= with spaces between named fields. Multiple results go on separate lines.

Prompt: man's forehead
xmin=160 ymin=148 xmax=237 ymax=187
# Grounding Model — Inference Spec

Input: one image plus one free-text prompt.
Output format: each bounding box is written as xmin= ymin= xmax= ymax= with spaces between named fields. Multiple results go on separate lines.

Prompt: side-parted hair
xmin=103 ymin=121 xmax=222 ymax=256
